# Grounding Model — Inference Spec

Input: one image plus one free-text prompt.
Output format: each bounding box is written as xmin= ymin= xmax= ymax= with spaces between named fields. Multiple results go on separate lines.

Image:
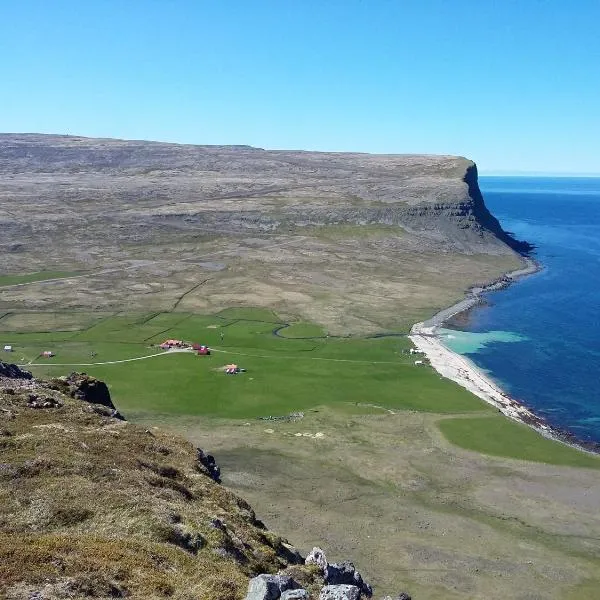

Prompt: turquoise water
xmin=439 ymin=328 xmax=528 ymax=355
xmin=442 ymin=176 xmax=600 ymax=445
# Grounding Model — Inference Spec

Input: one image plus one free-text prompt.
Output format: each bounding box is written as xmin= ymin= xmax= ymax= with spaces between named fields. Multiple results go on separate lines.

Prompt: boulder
xmin=277 ymin=541 xmax=304 ymax=565
xmin=27 ymin=393 xmax=62 ymax=409
xmin=0 ymin=361 xmax=32 ymax=380
xmin=280 ymin=590 xmax=309 ymax=600
xmin=64 ymin=373 xmax=114 ymax=408
xmin=305 ymin=547 xmax=328 ymax=571
xmin=319 ymin=585 xmax=361 ymax=600
xmin=325 ymin=561 xmax=372 ymax=597
xmin=244 ymin=574 xmax=300 ymax=600
xmin=196 ymin=448 xmax=221 ymax=482
xmin=381 ymin=595 xmax=412 ymax=600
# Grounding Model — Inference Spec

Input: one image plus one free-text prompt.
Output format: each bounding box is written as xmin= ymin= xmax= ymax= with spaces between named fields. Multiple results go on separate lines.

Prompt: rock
xmin=244 ymin=574 xmax=299 ymax=600
xmin=381 ymin=595 xmax=412 ymax=600
xmin=278 ymin=541 xmax=304 ymax=565
xmin=0 ymin=361 xmax=32 ymax=380
xmin=64 ymin=373 xmax=120 ymax=413
xmin=325 ymin=561 xmax=372 ymax=597
xmin=27 ymin=393 xmax=62 ymax=409
xmin=305 ymin=546 xmax=328 ymax=571
xmin=319 ymin=585 xmax=361 ymax=600
xmin=196 ymin=448 xmax=221 ymax=482
xmin=280 ymin=590 xmax=309 ymax=600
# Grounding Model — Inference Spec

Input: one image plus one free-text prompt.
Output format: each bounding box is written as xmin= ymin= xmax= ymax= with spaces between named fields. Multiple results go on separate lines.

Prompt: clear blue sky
xmin=1 ymin=0 xmax=599 ymax=173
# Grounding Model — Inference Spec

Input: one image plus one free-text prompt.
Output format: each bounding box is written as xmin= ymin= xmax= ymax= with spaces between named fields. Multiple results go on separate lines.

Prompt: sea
xmin=440 ymin=176 xmax=600 ymax=445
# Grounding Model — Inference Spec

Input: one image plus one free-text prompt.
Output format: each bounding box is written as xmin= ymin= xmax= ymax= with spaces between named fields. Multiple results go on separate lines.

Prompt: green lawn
xmin=0 ymin=271 xmax=77 ymax=287
xmin=276 ymin=322 xmax=327 ymax=338
xmin=438 ymin=415 xmax=600 ymax=469
xmin=16 ymin=309 xmax=486 ymax=418
xmin=5 ymin=307 xmax=599 ymax=467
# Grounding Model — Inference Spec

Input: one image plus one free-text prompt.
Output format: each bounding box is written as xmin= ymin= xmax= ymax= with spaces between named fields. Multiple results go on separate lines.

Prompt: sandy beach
xmin=407 ymin=256 xmax=590 ymax=447
xmin=409 ymin=320 xmax=551 ymax=428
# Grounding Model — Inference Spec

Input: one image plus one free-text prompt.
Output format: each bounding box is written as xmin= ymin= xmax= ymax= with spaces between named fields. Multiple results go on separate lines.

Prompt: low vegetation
xmin=438 ymin=415 xmax=600 ymax=468
xmin=3 ymin=307 xmax=598 ymax=468
xmin=0 ymin=271 xmax=76 ymax=287
xmin=0 ymin=373 xmax=312 ymax=599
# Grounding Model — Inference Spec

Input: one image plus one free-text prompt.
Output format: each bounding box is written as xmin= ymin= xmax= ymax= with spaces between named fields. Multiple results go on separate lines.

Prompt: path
xmin=20 ymin=345 xmax=402 ymax=368
xmin=20 ymin=347 xmax=193 ymax=368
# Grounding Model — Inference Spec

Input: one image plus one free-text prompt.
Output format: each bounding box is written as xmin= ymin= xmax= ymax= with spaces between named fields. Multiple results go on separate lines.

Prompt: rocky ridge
xmin=0 ymin=361 xmax=412 ymax=600
xmin=0 ymin=133 xmax=529 ymax=256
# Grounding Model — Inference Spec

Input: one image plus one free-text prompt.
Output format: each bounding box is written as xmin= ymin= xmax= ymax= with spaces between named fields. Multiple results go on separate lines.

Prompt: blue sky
xmin=1 ymin=0 xmax=599 ymax=173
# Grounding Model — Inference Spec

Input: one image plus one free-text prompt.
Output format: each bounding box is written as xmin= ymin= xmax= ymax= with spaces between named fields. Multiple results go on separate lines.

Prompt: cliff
xmin=0 ymin=133 xmax=528 ymax=255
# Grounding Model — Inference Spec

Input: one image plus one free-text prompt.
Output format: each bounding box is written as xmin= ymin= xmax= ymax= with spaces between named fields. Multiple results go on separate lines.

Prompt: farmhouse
xmin=159 ymin=339 xmax=187 ymax=350
xmin=3 ymin=345 xmax=12 ymax=352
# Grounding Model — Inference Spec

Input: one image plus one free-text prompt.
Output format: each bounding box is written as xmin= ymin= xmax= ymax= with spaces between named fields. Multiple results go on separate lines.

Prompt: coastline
xmin=409 ymin=255 xmax=600 ymax=456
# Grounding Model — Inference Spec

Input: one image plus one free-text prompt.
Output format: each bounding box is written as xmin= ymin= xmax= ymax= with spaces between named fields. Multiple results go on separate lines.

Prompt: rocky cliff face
xmin=0 ymin=133 xmax=528 ymax=256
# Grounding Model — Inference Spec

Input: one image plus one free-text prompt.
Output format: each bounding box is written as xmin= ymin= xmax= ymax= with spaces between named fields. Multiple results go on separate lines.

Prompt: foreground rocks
xmin=319 ymin=585 xmax=361 ymax=600
xmin=0 ymin=361 xmax=32 ymax=380
xmin=325 ymin=561 xmax=372 ymax=597
xmin=243 ymin=546 xmax=411 ymax=599
xmin=244 ymin=574 xmax=301 ymax=600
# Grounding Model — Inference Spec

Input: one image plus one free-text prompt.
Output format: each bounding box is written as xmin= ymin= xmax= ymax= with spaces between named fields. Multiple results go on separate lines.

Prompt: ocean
xmin=440 ymin=176 xmax=600 ymax=444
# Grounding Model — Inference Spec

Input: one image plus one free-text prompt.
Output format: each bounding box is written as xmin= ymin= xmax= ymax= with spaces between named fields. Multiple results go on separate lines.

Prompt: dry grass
xmin=157 ymin=407 xmax=600 ymax=600
xmin=0 ymin=379 xmax=304 ymax=599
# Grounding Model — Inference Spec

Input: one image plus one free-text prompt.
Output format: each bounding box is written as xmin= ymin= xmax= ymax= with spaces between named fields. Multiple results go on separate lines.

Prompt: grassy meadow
xmin=1 ymin=307 xmax=599 ymax=468
xmin=0 ymin=271 xmax=77 ymax=287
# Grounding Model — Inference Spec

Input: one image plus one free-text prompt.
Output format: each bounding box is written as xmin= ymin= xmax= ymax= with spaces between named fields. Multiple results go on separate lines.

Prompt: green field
xmin=4 ymin=308 xmax=599 ymax=468
xmin=0 ymin=271 xmax=77 ymax=287
xmin=438 ymin=415 xmax=600 ymax=468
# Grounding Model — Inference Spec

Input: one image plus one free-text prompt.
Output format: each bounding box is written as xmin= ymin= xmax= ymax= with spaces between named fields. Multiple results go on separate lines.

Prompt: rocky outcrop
xmin=63 ymin=372 xmax=114 ymax=407
xmin=47 ymin=372 xmax=125 ymax=420
xmin=196 ymin=447 xmax=221 ymax=483
xmin=319 ymin=585 xmax=361 ymax=600
xmin=324 ymin=561 xmax=372 ymax=597
xmin=0 ymin=133 xmax=530 ymax=256
xmin=0 ymin=361 xmax=32 ymax=380
xmin=306 ymin=547 xmax=329 ymax=572
xmin=244 ymin=574 xmax=301 ymax=600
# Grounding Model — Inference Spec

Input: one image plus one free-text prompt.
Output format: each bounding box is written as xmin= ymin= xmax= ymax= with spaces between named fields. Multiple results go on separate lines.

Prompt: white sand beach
xmin=406 ymin=256 xmax=560 ymax=434
xmin=409 ymin=321 xmax=550 ymax=428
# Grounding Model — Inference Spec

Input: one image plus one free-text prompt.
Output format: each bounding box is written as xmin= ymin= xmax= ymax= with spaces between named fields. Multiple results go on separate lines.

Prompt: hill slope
xmin=0 ymin=134 xmax=528 ymax=333
xmin=1 ymin=363 xmax=348 ymax=600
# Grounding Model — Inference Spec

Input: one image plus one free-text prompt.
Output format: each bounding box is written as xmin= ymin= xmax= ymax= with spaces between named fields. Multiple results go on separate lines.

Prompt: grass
xmin=276 ymin=323 xmax=327 ymax=338
xmin=0 ymin=383 xmax=311 ymax=599
xmin=0 ymin=311 xmax=109 ymax=333
xmin=438 ymin=415 xmax=600 ymax=469
xmin=0 ymin=271 xmax=77 ymax=287
xmin=299 ymin=224 xmax=405 ymax=240
xmin=5 ymin=307 xmax=600 ymax=466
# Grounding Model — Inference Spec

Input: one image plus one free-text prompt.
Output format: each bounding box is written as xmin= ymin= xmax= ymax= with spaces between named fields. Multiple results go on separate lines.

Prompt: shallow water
xmin=442 ymin=176 xmax=600 ymax=443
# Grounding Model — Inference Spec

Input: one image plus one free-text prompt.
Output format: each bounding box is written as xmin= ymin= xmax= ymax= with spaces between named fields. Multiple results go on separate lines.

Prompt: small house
xmin=42 ymin=351 xmax=54 ymax=358
xmin=3 ymin=345 xmax=12 ymax=352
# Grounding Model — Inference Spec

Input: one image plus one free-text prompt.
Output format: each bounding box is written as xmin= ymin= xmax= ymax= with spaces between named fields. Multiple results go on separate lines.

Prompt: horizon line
xmin=479 ymin=171 xmax=600 ymax=178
